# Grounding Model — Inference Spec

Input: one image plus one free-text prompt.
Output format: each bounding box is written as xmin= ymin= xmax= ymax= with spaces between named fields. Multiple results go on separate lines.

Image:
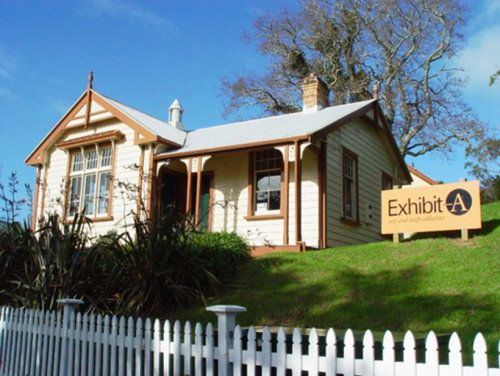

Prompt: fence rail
xmin=0 ymin=303 xmax=499 ymax=376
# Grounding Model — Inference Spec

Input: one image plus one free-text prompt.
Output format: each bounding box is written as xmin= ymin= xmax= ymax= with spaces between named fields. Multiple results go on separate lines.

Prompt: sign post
xmin=381 ymin=181 xmax=481 ymax=240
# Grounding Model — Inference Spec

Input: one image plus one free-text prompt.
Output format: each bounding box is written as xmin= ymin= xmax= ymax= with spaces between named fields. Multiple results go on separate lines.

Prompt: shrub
xmin=0 ymin=214 xmax=117 ymax=312
xmin=102 ymin=211 xmax=250 ymax=318
xmin=187 ymin=231 xmax=250 ymax=279
xmin=0 ymin=184 xmax=250 ymax=317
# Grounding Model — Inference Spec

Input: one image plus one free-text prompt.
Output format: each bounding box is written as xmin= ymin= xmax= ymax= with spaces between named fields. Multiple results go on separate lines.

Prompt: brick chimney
xmin=301 ymin=73 xmax=329 ymax=112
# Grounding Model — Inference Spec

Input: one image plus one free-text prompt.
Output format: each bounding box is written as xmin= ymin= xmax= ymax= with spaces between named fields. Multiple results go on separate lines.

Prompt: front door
xmin=159 ymin=168 xmax=213 ymax=231
xmin=189 ymin=172 xmax=213 ymax=232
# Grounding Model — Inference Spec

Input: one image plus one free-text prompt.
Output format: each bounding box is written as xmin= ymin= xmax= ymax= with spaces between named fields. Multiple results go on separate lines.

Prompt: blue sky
xmin=0 ymin=0 xmax=498 ymax=206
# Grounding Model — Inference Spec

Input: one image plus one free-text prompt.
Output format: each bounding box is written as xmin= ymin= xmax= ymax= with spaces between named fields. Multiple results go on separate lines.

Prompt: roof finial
xmin=373 ymin=81 xmax=379 ymax=99
xmin=87 ymin=71 xmax=94 ymax=90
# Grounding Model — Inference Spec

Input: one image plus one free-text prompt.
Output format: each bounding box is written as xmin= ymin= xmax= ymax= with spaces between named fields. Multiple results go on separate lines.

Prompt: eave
xmin=25 ymin=89 xmax=182 ymax=166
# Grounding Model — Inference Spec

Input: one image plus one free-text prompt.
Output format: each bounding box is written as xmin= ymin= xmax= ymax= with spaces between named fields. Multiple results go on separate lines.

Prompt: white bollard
xmin=207 ymin=305 xmax=247 ymax=376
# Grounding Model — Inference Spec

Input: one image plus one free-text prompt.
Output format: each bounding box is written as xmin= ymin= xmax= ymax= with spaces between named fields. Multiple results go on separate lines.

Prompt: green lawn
xmin=175 ymin=201 xmax=500 ymax=362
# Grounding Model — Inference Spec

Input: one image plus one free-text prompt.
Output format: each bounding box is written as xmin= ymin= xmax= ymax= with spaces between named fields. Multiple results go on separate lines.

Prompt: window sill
xmin=341 ymin=217 xmax=361 ymax=226
xmin=245 ymin=214 xmax=284 ymax=221
xmin=64 ymin=215 xmax=114 ymax=224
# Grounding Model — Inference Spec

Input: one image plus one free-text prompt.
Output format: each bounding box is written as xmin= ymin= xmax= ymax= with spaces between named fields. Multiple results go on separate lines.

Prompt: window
xmin=342 ymin=148 xmax=358 ymax=222
xmin=381 ymin=172 xmax=393 ymax=191
xmin=253 ymin=149 xmax=283 ymax=214
xmin=68 ymin=145 xmax=113 ymax=218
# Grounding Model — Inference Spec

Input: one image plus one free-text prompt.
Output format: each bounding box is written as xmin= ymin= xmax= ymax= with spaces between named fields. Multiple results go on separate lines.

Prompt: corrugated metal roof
xmin=157 ymin=99 xmax=376 ymax=156
xmin=101 ymin=94 xmax=187 ymax=146
xmin=99 ymin=92 xmax=375 ymax=156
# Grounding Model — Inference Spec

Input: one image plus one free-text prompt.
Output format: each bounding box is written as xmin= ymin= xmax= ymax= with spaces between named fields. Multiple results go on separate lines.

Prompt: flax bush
xmin=0 ymin=180 xmax=250 ymax=317
xmin=0 ymin=214 xmax=116 ymax=312
xmin=106 ymin=210 xmax=250 ymax=318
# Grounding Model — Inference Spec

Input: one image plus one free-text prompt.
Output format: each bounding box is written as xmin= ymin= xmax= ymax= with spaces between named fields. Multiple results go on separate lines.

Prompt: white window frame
xmin=68 ymin=143 xmax=113 ymax=218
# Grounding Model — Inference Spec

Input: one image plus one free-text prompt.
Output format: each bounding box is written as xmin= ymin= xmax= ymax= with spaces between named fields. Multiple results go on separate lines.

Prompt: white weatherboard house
xmin=27 ymin=73 xmax=411 ymax=253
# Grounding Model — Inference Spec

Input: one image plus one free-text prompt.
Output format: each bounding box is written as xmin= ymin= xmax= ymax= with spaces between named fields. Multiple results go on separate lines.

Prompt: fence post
xmin=57 ymin=298 xmax=84 ymax=376
xmin=207 ymin=305 xmax=247 ymax=376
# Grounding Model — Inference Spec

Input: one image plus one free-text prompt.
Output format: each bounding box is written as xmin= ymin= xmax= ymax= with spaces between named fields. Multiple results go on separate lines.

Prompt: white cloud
xmin=79 ymin=0 xmax=178 ymax=33
xmin=457 ymin=0 xmax=500 ymax=94
xmin=458 ymin=25 xmax=500 ymax=92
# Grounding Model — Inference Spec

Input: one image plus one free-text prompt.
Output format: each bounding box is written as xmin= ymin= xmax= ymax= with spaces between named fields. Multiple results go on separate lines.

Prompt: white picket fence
xmin=0 ymin=303 xmax=499 ymax=376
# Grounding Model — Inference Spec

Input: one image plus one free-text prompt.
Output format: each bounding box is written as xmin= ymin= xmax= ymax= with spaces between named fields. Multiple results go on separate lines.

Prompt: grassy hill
xmin=176 ymin=201 xmax=499 ymax=360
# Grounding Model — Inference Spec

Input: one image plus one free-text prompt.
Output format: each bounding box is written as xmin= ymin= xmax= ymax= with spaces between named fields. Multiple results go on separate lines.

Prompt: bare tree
xmin=222 ymin=0 xmax=489 ymax=159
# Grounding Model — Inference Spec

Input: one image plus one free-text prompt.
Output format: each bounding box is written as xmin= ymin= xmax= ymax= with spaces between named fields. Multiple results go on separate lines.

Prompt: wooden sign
xmin=381 ymin=181 xmax=481 ymax=234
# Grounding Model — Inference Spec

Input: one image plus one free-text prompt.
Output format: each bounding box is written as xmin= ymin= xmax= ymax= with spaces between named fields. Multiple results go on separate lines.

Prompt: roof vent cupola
xmin=168 ymin=99 xmax=184 ymax=130
xmin=301 ymin=73 xmax=329 ymax=112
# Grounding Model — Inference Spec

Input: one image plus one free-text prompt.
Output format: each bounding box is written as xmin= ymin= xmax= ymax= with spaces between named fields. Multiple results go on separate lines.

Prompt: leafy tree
xmin=465 ymin=137 xmax=499 ymax=202
xmin=222 ymin=0 xmax=488 ymax=159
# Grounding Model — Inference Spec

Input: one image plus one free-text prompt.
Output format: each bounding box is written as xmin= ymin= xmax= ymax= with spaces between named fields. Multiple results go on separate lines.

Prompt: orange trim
xmin=206 ymin=171 xmax=215 ymax=232
xmin=64 ymin=141 xmax=118 ymax=221
xmin=194 ymin=157 xmax=202 ymax=229
xmin=318 ymin=141 xmax=327 ymax=248
xmin=137 ymin=146 xmax=145 ymax=216
xmin=185 ymin=159 xmax=193 ymax=214
xmin=321 ymin=141 xmax=327 ymax=248
xmin=155 ymin=136 xmax=309 ymax=161
xmin=91 ymin=93 xmax=181 ymax=148
xmin=247 ymin=149 xmax=287 ymax=219
xmin=26 ymin=92 xmax=88 ymax=166
xmin=407 ymin=165 xmax=438 ymax=185
xmin=247 ymin=152 xmax=254 ymax=216
xmin=340 ymin=217 xmax=361 ymax=227
xmin=62 ymin=150 xmax=73 ymax=221
xmin=251 ymin=244 xmax=304 ymax=257
xmin=145 ymin=144 xmax=156 ymax=219
xmin=307 ymin=101 xmax=411 ymax=184
xmin=310 ymin=102 xmax=375 ymax=142
xmin=244 ymin=214 xmax=284 ymax=221
xmin=64 ymin=215 xmax=114 ymax=224
xmin=294 ymin=140 xmax=302 ymax=243
xmin=25 ymin=89 xmax=182 ymax=167
xmin=39 ymin=163 xmax=48 ymax=219
xmin=84 ymin=89 xmax=92 ymax=128
xmin=31 ymin=167 xmax=42 ymax=230
xmin=55 ymin=131 xmax=124 ymax=149
xmin=108 ymin=141 xmax=118 ymax=218
xmin=341 ymin=147 xmax=359 ymax=223
xmin=283 ymin=145 xmax=290 ymax=245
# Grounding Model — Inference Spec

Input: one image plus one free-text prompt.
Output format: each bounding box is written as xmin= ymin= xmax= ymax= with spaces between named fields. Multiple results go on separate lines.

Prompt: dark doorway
xmin=159 ymin=169 xmax=186 ymax=217
xmin=159 ymin=168 xmax=213 ymax=231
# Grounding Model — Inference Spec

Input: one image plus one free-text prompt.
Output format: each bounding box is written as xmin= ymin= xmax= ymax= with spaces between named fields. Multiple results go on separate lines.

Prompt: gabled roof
xmin=407 ymin=165 xmax=439 ymax=185
xmin=26 ymin=87 xmax=411 ymax=183
xmin=25 ymin=89 xmax=185 ymax=166
xmin=157 ymin=99 xmax=376 ymax=157
xmin=102 ymin=95 xmax=185 ymax=145
xmin=154 ymin=98 xmax=411 ymax=183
